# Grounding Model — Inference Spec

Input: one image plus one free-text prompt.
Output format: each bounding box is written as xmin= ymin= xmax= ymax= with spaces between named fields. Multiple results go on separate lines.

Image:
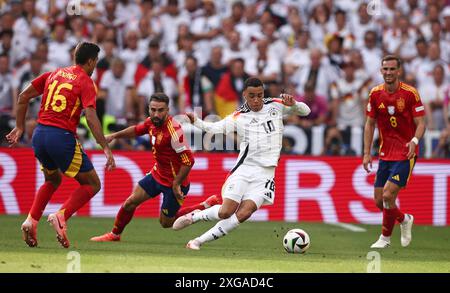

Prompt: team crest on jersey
xmin=156 ymin=132 xmax=163 ymax=144
xmin=269 ymin=108 xmax=279 ymax=118
xmin=387 ymin=106 xmax=395 ymax=115
xmin=396 ymin=98 xmax=405 ymax=112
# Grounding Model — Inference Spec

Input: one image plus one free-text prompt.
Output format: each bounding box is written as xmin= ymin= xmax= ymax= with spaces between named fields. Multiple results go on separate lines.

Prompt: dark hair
xmin=74 ymin=42 xmax=100 ymax=65
xmin=244 ymin=77 xmax=264 ymax=90
xmin=149 ymin=92 xmax=169 ymax=105
xmin=381 ymin=55 xmax=402 ymax=68
xmin=0 ymin=29 xmax=13 ymax=38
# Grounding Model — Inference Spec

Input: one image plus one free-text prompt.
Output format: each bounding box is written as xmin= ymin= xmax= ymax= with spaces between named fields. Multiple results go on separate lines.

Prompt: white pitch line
xmin=330 ymin=223 xmax=367 ymax=232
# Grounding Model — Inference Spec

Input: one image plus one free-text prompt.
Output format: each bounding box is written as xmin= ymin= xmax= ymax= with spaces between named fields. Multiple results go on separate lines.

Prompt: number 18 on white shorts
xmin=221 ymin=165 xmax=275 ymax=208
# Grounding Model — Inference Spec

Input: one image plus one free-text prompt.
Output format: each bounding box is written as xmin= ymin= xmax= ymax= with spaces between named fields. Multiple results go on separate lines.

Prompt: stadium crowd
xmin=0 ymin=0 xmax=449 ymax=157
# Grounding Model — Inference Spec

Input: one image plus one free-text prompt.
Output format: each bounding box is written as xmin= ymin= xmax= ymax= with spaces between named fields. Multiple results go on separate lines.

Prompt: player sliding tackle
xmin=363 ymin=55 xmax=426 ymax=249
xmin=90 ymin=93 xmax=220 ymax=242
xmin=173 ymin=77 xmax=311 ymax=250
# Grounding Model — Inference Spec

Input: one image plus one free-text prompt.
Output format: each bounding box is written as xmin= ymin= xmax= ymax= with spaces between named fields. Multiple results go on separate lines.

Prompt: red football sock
xmin=396 ymin=208 xmax=405 ymax=223
xmin=175 ymin=203 xmax=205 ymax=219
xmin=382 ymin=207 xmax=399 ymax=237
xmin=60 ymin=185 xmax=95 ymax=221
xmin=112 ymin=206 xmax=135 ymax=235
xmin=29 ymin=182 xmax=57 ymax=221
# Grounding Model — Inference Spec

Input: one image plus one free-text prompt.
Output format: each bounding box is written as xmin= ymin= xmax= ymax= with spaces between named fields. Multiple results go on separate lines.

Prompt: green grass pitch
xmin=0 ymin=215 xmax=449 ymax=273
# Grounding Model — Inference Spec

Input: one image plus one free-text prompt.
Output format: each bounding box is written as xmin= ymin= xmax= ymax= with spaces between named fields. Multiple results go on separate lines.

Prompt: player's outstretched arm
xmin=105 ymin=125 xmax=139 ymax=143
xmin=85 ymin=107 xmax=116 ymax=171
xmin=6 ymin=84 xmax=40 ymax=147
xmin=363 ymin=117 xmax=376 ymax=173
xmin=186 ymin=112 xmax=235 ymax=134
xmin=280 ymin=94 xmax=311 ymax=116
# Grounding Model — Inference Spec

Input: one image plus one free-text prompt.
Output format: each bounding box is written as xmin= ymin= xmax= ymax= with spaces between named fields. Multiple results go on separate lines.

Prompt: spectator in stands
xmin=214 ymin=58 xmax=249 ymax=118
xmin=138 ymin=58 xmax=178 ymax=115
xmin=99 ymin=57 xmax=134 ymax=123
xmin=292 ymin=48 xmax=338 ymax=100
xmin=178 ymin=55 xmax=214 ymax=116
xmin=420 ymin=64 xmax=449 ymax=131
xmin=222 ymin=30 xmax=249 ymax=65
xmin=48 ymin=21 xmax=76 ymax=68
xmin=245 ymin=38 xmax=280 ymax=83
xmin=0 ymin=53 xmax=14 ymax=145
xmin=201 ymin=46 xmax=227 ymax=90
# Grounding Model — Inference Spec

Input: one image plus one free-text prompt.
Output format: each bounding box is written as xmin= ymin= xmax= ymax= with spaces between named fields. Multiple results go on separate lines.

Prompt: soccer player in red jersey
xmin=363 ymin=55 xmax=426 ymax=248
xmin=6 ymin=42 xmax=116 ymax=248
xmin=90 ymin=93 xmax=220 ymax=242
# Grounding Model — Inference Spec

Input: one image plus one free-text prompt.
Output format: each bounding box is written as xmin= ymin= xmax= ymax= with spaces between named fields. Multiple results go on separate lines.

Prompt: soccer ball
xmin=283 ymin=228 xmax=310 ymax=253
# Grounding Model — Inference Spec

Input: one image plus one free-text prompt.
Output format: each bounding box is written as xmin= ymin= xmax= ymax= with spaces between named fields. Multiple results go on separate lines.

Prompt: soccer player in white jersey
xmin=173 ymin=77 xmax=311 ymax=250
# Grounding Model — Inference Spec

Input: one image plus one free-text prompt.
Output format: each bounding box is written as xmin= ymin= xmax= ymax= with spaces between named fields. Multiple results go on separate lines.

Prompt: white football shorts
xmin=221 ymin=164 xmax=276 ymax=208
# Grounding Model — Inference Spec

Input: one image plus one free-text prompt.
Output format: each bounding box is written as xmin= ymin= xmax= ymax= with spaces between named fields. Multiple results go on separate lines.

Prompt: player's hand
xmin=5 ymin=127 xmax=23 ymax=147
xmin=172 ymin=183 xmax=185 ymax=201
xmin=185 ymin=112 xmax=196 ymax=124
xmin=281 ymin=93 xmax=295 ymax=107
xmin=363 ymin=154 xmax=372 ymax=173
xmin=104 ymin=148 xmax=116 ymax=171
xmin=406 ymin=140 xmax=417 ymax=160
xmin=105 ymin=134 xmax=115 ymax=144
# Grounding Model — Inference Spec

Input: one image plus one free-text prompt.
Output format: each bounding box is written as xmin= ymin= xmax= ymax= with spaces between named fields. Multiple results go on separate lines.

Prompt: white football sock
xmin=192 ymin=205 xmax=221 ymax=222
xmin=197 ymin=213 xmax=240 ymax=244
xmin=380 ymin=234 xmax=391 ymax=242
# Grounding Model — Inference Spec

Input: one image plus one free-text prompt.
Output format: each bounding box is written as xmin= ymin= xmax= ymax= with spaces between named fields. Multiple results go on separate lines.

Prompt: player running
xmin=90 ymin=93 xmax=220 ymax=242
xmin=6 ymin=42 xmax=116 ymax=248
xmin=172 ymin=77 xmax=311 ymax=250
xmin=363 ymin=55 xmax=426 ymax=248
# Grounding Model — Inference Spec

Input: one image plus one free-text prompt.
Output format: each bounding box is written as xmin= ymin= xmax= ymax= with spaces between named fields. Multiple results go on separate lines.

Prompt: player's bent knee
xmin=236 ymin=210 xmax=252 ymax=222
xmin=218 ymin=210 xmax=234 ymax=219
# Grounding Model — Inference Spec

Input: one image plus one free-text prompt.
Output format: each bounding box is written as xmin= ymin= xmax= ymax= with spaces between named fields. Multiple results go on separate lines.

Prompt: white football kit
xmin=194 ymin=97 xmax=311 ymax=207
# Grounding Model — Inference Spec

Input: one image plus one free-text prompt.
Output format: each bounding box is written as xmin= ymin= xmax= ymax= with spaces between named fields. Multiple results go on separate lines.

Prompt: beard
xmin=151 ymin=117 xmax=163 ymax=126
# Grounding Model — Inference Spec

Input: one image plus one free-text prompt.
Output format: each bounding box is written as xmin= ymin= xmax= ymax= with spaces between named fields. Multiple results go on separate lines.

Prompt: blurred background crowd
xmin=0 ymin=0 xmax=449 ymax=157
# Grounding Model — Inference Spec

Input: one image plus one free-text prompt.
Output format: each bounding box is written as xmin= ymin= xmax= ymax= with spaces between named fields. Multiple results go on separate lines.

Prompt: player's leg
xmin=374 ymin=188 xmax=383 ymax=211
xmin=173 ymin=173 xmax=245 ymax=230
xmin=22 ymin=168 xmax=62 ymax=247
xmin=173 ymin=197 xmax=240 ymax=230
xmin=174 ymin=194 xmax=221 ymax=218
xmin=91 ymin=174 xmax=161 ymax=241
xmin=371 ymin=159 xmax=415 ymax=248
xmin=22 ymin=126 xmax=62 ymax=247
xmin=186 ymin=197 xmax=263 ymax=250
xmin=391 ymin=158 xmax=416 ymax=247
xmin=371 ymin=160 xmax=392 ymax=248
xmin=91 ymin=184 xmax=152 ymax=241
xmin=46 ymin=135 xmax=98 ymax=247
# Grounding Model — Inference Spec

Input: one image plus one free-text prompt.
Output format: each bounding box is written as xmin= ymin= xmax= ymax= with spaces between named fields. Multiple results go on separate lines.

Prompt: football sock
xmin=29 ymin=182 xmax=57 ymax=221
xmin=382 ymin=207 xmax=399 ymax=237
xmin=197 ymin=213 xmax=240 ymax=244
xmin=396 ymin=209 xmax=405 ymax=223
xmin=60 ymin=185 xmax=95 ymax=221
xmin=175 ymin=203 xmax=206 ymax=219
xmin=192 ymin=205 xmax=221 ymax=222
xmin=112 ymin=205 xmax=135 ymax=235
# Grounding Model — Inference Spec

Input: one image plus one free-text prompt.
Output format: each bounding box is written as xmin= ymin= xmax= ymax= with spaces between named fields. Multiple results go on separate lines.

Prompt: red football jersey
xmin=32 ymin=65 xmax=97 ymax=133
xmin=366 ymin=82 xmax=425 ymax=161
xmin=135 ymin=116 xmax=194 ymax=187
